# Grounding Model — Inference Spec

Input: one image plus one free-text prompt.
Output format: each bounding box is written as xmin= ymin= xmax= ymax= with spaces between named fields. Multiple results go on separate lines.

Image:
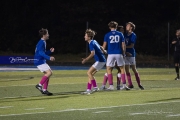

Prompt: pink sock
xmin=91 ymin=79 xmax=97 ymax=88
xmin=121 ymin=74 xmax=126 ymax=84
xmin=126 ymin=73 xmax=133 ymax=86
xmin=87 ymin=82 xmax=92 ymax=90
xmin=43 ymin=78 xmax=49 ymax=90
xmin=108 ymin=74 xmax=113 ymax=85
xmin=135 ymin=73 xmax=141 ymax=86
xmin=102 ymin=73 xmax=108 ymax=85
xmin=40 ymin=76 xmax=48 ymax=85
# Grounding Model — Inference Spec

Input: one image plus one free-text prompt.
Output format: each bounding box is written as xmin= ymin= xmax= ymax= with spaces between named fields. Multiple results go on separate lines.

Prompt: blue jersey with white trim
xmin=124 ymin=32 xmax=136 ymax=57
xmin=104 ymin=30 xmax=124 ymax=54
xmin=34 ymin=39 xmax=51 ymax=66
xmin=89 ymin=40 xmax=106 ymax=62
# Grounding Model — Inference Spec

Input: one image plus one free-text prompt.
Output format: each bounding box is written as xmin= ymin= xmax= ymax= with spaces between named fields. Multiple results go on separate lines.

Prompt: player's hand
xmin=50 ymin=56 xmax=55 ymax=61
xmin=126 ymin=52 xmax=132 ymax=57
xmin=50 ymin=48 xmax=55 ymax=52
xmin=103 ymin=50 xmax=107 ymax=54
xmin=82 ymin=58 xmax=86 ymax=64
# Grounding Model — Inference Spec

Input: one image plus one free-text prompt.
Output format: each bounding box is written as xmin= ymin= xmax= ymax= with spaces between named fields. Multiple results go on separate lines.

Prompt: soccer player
xmin=102 ymin=21 xmax=130 ymax=90
xmin=124 ymin=22 xmax=144 ymax=90
xmin=100 ymin=25 xmax=125 ymax=90
xmin=172 ymin=29 xmax=180 ymax=80
xmin=34 ymin=28 xmax=55 ymax=96
xmin=81 ymin=29 xmax=106 ymax=94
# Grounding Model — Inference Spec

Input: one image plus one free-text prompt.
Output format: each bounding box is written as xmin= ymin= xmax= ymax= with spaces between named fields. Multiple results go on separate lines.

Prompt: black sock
xmin=175 ymin=66 xmax=179 ymax=78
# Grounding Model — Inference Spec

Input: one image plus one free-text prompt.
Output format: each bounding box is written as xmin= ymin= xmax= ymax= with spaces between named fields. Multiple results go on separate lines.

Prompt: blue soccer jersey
xmin=124 ymin=32 xmax=136 ymax=57
xmin=34 ymin=39 xmax=52 ymax=66
xmin=104 ymin=30 xmax=125 ymax=54
xmin=89 ymin=40 xmax=106 ymax=62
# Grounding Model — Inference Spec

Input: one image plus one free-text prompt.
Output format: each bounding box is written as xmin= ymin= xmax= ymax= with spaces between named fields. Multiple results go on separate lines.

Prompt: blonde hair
xmin=127 ymin=22 xmax=136 ymax=31
xmin=108 ymin=21 xmax=118 ymax=28
xmin=85 ymin=29 xmax=96 ymax=39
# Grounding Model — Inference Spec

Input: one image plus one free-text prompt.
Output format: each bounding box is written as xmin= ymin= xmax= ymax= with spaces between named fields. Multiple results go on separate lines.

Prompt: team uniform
xmin=124 ymin=32 xmax=136 ymax=65
xmin=34 ymin=39 xmax=52 ymax=71
xmin=81 ymin=40 xmax=106 ymax=94
xmin=104 ymin=30 xmax=129 ymax=90
xmin=104 ymin=30 xmax=125 ymax=67
xmin=34 ymin=39 xmax=53 ymax=95
xmin=89 ymin=40 xmax=106 ymax=70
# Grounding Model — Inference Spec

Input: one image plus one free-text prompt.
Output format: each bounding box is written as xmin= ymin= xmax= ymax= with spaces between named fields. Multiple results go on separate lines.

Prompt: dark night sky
xmin=0 ymin=0 xmax=180 ymax=55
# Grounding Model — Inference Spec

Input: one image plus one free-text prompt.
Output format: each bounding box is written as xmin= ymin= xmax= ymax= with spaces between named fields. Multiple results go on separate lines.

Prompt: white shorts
xmin=106 ymin=54 xmax=125 ymax=67
xmin=37 ymin=63 xmax=52 ymax=72
xmin=125 ymin=57 xmax=136 ymax=65
xmin=92 ymin=62 xmax=106 ymax=71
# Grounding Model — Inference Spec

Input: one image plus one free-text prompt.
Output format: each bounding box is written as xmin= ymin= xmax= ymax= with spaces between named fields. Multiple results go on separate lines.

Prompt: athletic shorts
xmin=125 ymin=57 xmax=136 ymax=65
xmin=92 ymin=62 xmax=106 ymax=71
xmin=37 ymin=63 xmax=52 ymax=72
xmin=174 ymin=53 xmax=180 ymax=64
xmin=106 ymin=54 xmax=125 ymax=67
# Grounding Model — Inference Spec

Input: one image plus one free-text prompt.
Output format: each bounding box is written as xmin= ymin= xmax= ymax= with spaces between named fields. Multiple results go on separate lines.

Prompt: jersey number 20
xmin=110 ymin=35 xmax=120 ymax=43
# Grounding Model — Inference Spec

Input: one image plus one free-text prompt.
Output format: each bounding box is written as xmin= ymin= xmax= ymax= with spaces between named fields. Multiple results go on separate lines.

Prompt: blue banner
xmin=0 ymin=56 xmax=38 ymax=64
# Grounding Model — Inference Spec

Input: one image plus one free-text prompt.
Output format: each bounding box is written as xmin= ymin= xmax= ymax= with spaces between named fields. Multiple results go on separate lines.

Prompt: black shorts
xmin=174 ymin=52 xmax=180 ymax=64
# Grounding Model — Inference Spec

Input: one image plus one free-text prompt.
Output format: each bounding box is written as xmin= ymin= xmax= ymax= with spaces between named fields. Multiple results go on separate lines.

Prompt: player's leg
xmin=82 ymin=62 xmax=105 ymax=94
xmin=35 ymin=63 xmax=53 ymax=95
xmin=116 ymin=55 xmax=130 ymax=90
xmin=106 ymin=55 xmax=115 ymax=90
xmin=100 ymin=72 xmax=108 ymax=90
xmin=174 ymin=53 xmax=179 ymax=80
xmin=81 ymin=67 xmax=95 ymax=94
xmin=131 ymin=65 xmax=144 ymax=90
xmin=42 ymin=69 xmax=53 ymax=95
xmin=115 ymin=64 xmax=121 ymax=90
xmin=125 ymin=57 xmax=133 ymax=88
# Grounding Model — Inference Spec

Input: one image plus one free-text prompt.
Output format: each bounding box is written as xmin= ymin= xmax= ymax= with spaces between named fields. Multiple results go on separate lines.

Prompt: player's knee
xmin=87 ymin=71 xmax=92 ymax=76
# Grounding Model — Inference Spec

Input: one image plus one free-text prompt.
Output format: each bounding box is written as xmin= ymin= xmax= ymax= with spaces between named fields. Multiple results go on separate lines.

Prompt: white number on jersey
xmin=110 ymin=35 xmax=120 ymax=43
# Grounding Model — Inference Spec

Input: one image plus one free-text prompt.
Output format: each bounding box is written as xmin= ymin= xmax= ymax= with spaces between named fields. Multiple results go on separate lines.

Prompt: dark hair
xmin=39 ymin=28 xmax=48 ymax=37
xmin=85 ymin=29 xmax=96 ymax=39
xmin=126 ymin=22 xmax=136 ymax=31
xmin=108 ymin=21 xmax=118 ymax=28
xmin=176 ymin=29 xmax=180 ymax=32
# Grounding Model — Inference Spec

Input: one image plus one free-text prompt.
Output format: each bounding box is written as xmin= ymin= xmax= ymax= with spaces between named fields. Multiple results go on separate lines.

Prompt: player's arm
xmin=100 ymin=46 xmax=107 ymax=54
xmin=82 ymin=51 xmax=95 ymax=64
xmin=45 ymin=48 xmax=54 ymax=55
xmin=126 ymin=43 xmax=134 ymax=48
xmin=37 ymin=42 xmax=51 ymax=60
xmin=172 ymin=40 xmax=177 ymax=44
xmin=122 ymin=42 xmax=126 ymax=56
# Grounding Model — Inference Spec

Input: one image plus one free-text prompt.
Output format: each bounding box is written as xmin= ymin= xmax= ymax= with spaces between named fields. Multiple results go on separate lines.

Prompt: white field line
xmin=0 ymin=100 xmax=180 ymax=117
xmin=167 ymin=114 xmax=180 ymax=117
xmin=25 ymin=108 xmax=44 ymax=110
xmin=0 ymin=106 xmax=13 ymax=109
xmin=130 ymin=111 xmax=173 ymax=116
xmin=93 ymin=111 xmax=112 ymax=114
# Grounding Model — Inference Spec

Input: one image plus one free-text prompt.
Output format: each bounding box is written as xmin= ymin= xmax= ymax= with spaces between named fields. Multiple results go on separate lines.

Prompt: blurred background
xmin=0 ymin=0 xmax=180 ymax=59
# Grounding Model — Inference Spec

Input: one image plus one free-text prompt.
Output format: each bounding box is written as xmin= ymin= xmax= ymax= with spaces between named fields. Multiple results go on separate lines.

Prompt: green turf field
xmin=0 ymin=68 xmax=180 ymax=120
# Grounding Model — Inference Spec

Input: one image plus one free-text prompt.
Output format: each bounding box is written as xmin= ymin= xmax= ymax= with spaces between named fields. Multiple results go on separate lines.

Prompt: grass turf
xmin=0 ymin=68 xmax=180 ymax=120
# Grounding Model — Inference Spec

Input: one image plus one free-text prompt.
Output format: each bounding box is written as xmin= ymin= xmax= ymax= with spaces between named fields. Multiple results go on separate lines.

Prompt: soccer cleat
xmin=92 ymin=88 xmax=99 ymax=92
xmin=81 ymin=91 xmax=91 ymax=95
xmin=120 ymin=85 xmax=130 ymax=90
xmin=42 ymin=90 xmax=53 ymax=96
xmin=117 ymin=86 xmax=120 ymax=90
xmin=35 ymin=84 xmax=44 ymax=94
xmin=175 ymin=77 xmax=179 ymax=80
xmin=100 ymin=86 xmax=106 ymax=90
xmin=139 ymin=85 xmax=144 ymax=90
xmin=128 ymin=85 xmax=134 ymax=89
xmin=107 ymin=86 xmax=114 ymax=91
